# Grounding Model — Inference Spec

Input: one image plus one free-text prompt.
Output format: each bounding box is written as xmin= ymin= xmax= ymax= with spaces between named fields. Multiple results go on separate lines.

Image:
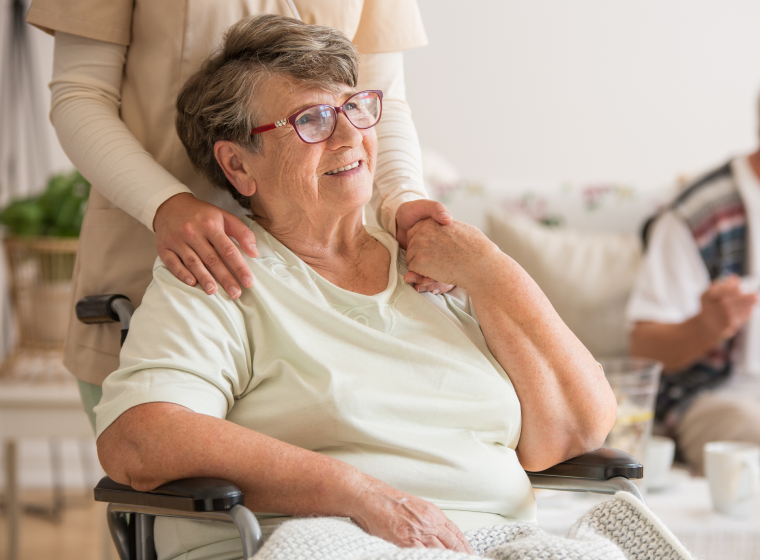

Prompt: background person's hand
xmin=350 ymin=479 xmax=473 ymax=553
xmin=153 ymin=193 xmax=258 ymax=298
xmin=698 ymin=275 xmax=758 ymax=342
xmin=395 ymin=200 xmax=455 ymax=294
xmin=405 ymin=218 xmax=501 ymax=289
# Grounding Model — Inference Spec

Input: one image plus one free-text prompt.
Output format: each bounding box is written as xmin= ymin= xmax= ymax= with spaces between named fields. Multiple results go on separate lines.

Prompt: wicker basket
xmin=1 ymin=236 xmax=78 ymax=381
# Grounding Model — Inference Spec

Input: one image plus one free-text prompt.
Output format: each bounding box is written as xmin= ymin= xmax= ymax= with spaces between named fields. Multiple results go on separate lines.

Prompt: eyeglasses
xmin=250 ymin=90 xmax=383 ymax=144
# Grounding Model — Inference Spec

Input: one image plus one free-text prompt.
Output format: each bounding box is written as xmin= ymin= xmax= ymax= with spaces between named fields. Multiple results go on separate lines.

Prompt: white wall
xmin=405 ymin=0 xmax=760 ymax=190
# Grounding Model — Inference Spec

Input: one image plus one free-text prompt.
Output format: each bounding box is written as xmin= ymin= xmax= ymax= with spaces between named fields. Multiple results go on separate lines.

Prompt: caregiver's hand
xmin=154 ymin=193 xmax=258 ymax=298
xmin=396 ymin=200 xmax=455 ymax=295
xmin=351 ymin=479 xmax=473 ymax=553
xmin=405 ymin=219 xmax=502 ymax=289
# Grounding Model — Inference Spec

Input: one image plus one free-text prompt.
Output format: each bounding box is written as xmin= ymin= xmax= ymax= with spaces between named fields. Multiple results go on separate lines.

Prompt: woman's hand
xmin=405 ymin=218 xmax=502 ymax=290
xmin=395 ymin=200 xmax=455 ymax=294
xmin=350 ymin=479 xmax=473 ymax=553
xmin=154 ymin=193 xmax=258 ymax=298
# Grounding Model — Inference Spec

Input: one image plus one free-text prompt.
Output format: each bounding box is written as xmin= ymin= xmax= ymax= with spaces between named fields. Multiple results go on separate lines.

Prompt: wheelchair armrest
xmin=525 ymin=448 xmax=643 ymax=481
xmin=94 ymin=476 xmax=245 ymax=512
xmin=76 ymin=295 xmax=135 ymax=345
xmin=76 ymin=295 xmax=132 ymax=324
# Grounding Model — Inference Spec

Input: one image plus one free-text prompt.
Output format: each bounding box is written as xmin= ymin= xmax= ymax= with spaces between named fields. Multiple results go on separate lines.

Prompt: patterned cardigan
xmin=642 ymin=162 xmax=747 ymax=421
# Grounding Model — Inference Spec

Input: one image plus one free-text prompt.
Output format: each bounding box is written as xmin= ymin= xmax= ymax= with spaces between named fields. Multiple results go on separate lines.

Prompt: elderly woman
xmin=95 ymin=14 xmax=616 ymax=559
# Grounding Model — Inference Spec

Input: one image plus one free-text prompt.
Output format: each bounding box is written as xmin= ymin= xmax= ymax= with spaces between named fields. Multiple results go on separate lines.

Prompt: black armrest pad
xmin=94 ymin=476 xmax=245 ymax=512
xmin=76 ymin=295 xmax=129 ymax=324
xmin=526 ymin=448 xmax=643 ymax=480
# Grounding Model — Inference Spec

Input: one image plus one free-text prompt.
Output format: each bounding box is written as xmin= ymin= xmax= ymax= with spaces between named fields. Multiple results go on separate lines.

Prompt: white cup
xmin=646 ymin=436 xmax=675 ymax=490
xmin=704 ymin=441 xmax=760 ymax=518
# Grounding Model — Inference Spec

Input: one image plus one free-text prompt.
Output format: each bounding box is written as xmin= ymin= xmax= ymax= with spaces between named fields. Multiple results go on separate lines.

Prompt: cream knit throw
xmin=253 ymin=493 xmax=693 ymax=560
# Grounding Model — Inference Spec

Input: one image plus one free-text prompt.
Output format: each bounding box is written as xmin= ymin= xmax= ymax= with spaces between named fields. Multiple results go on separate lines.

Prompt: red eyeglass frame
xmin=249 ymin=90 xmax=384 ymax=144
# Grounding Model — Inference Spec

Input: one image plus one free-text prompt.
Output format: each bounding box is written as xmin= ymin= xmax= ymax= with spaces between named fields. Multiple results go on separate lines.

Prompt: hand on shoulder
xmin=153 ymin=193 xmax=258 ymax=298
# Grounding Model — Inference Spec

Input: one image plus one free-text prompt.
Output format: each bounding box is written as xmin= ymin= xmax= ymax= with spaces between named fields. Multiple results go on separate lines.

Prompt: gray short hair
xmin=176 ymin=14 xmax=359 ymax=208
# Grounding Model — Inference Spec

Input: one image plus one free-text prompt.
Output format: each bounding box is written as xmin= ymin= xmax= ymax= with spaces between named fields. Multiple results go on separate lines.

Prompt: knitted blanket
xmin=253 ymin=492 xmax=693 ymax=560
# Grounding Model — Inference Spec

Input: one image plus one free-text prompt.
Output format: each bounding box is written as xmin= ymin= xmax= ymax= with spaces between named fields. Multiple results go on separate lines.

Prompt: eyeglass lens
xmin=294 ymin=91 xmax=381 ymax=143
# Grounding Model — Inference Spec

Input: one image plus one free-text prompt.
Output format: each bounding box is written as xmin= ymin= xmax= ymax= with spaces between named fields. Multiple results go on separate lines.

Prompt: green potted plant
xmin=1 ymin=170 xmax=90 ymax=238
xmin=0 ymin=170 xmax=90 ymax=353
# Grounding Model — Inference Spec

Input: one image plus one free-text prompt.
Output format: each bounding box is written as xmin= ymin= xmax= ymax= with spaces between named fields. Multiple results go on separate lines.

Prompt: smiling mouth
xmin=324 ymin=161 xmax=360 ymax=175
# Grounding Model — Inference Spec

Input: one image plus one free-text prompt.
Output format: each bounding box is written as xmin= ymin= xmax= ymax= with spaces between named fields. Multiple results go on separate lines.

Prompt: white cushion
xmin=486 ymin=212 xmax=642 ymax=358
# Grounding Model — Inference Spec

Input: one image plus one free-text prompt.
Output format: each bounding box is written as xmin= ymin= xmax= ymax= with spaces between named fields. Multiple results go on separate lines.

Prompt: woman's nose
xmin=327 ymin=112 xmax=363 ymax=149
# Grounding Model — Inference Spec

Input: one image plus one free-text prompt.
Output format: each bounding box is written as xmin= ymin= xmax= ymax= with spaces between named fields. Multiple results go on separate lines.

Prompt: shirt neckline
xmin=244 ymin=217 xmax=399 ymax=300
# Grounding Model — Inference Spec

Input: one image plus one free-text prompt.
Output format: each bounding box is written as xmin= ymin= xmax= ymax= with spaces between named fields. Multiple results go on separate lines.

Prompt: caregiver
xmin=26 ymin=0 xmax=451 ymax=414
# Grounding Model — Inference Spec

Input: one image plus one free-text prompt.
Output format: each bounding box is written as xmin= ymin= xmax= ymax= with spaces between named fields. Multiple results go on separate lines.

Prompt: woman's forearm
xmin=466 ymin=252 xmax=616 ymax=472
xmin=404 ymin=220 xmax=616 ymax=471
xmin=97 ymin=401 xmax=473 ymax=551
xmin=98 ymin=402 xmax=370 ymax=516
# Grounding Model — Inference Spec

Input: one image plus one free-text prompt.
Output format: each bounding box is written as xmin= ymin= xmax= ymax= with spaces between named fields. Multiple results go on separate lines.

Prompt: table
xmin=0 ymin=380 xmax=93 ymax=560
xmin=536 ymin=468 xmax=760 ymax=560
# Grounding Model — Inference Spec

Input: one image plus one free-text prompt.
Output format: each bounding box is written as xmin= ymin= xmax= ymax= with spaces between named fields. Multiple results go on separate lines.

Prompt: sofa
xmin=422 ymin=150 xmax=679 ymax=359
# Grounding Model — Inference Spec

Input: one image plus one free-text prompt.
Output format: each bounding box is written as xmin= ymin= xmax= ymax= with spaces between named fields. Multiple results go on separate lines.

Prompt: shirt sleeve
xmin=358 ymin=52 xmax=428 ymax=237
xmin=50 ymin=32 xmax=191 ymax=230
xmin=626 ymin=211 xmax=710 ymax=326
xmin=352 ymin=0 xmax=428 ymax=54
xmin=26 ymin=0 xmax=134 ymax=45
xmin=94 ymin=261 xmax=253 ymax=438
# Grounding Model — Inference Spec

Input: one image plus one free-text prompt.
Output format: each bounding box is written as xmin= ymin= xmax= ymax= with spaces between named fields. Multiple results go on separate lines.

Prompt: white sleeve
xmin=50 ymin=32 xmax=191 ymax=231
xmin=94 ymin=262 xmax=252 ymax=438
xmin=625 ymin=211 xmax=710 ymax=326
xmin=357 ymin=52 xmax=428 ymax=237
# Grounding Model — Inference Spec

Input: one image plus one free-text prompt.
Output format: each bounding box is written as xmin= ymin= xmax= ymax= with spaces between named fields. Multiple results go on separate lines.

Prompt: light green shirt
xmin=96 ymin=220 xmax=535 ymax=557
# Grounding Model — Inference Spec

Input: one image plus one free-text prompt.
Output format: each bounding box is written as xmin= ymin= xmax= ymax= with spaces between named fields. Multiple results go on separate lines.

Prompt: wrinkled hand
xmin=154 ymin=193 xmax=258 ymax=298
xmin=405 ymin=218 xmax=501 ymax=290
xmin=395 ymin=200 xmax=455 ymax=294
xmin=350 ymin=479 xmax=473 ymax=553
xmin=699 ymin=275 xmax=758 ymax=341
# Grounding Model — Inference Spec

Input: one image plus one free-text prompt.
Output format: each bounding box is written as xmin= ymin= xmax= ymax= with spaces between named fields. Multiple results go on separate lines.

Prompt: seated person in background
xmin=628 ymin=108 xmax=760 ymax=473
xmin=94 ymin=14 xmax=616 ymax=559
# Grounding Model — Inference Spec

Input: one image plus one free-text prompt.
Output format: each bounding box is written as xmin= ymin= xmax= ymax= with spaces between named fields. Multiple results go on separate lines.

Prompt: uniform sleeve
xmin=626 ymin=211 xmax=710 ymax=326
xmin=352 ymin=0 xmax=428 ymax=54
xmin=26 ymin=0 xmax=134 ymax=45
xmin=358 ymin=52 xmax=428 ymax=237
xmin=94 ymin=261 xmax=253 ymax=438
xmin=50 ymin=32 xmax=191 ymax=230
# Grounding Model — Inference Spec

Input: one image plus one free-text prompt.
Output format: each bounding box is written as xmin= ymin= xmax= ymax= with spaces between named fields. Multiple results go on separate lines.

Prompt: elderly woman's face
xmin=242 ymin=74 xmax=378 ymax=217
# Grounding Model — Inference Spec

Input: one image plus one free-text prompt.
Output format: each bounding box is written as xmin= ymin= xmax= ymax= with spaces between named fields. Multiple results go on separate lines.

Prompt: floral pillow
xmin=422 ymin=149 xmax=678 ymax=236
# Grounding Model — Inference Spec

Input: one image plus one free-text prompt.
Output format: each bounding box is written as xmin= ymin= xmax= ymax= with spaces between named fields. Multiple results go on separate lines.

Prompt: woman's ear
xmin=214 ymin=141 xmax=257 ymax=197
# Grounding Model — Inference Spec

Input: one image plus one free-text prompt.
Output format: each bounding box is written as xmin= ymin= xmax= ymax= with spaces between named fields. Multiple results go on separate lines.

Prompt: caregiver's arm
xmin=97 ymin=403 xmax=472 ymax=553
xmin=50 ymin=32 xmax=257 ymax=297
xmin=357 ymin=52 xmax=453 ymax=295
xmin=357 ymin=52 xmax=427 ymax=238
xmin=405 ymin=220 xmax=617 ymax=472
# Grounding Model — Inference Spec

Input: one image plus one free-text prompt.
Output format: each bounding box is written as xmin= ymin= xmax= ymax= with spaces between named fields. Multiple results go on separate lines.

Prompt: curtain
xmin=0 ymin=0 xmax=57 ymax=362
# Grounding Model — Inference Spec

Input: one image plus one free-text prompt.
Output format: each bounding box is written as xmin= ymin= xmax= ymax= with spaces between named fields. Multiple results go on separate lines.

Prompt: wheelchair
xmin=76 ymin=294 xmax=644 ymax=560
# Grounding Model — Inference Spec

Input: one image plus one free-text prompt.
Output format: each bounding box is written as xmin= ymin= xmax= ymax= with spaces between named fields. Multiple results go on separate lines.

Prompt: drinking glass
xmin=599 ymin=357 xmax=662 ymax=463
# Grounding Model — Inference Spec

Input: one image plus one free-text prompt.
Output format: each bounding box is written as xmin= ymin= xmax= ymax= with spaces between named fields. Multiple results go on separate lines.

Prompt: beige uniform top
xmin=27 ymin=0 xmax=428 ymax=384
